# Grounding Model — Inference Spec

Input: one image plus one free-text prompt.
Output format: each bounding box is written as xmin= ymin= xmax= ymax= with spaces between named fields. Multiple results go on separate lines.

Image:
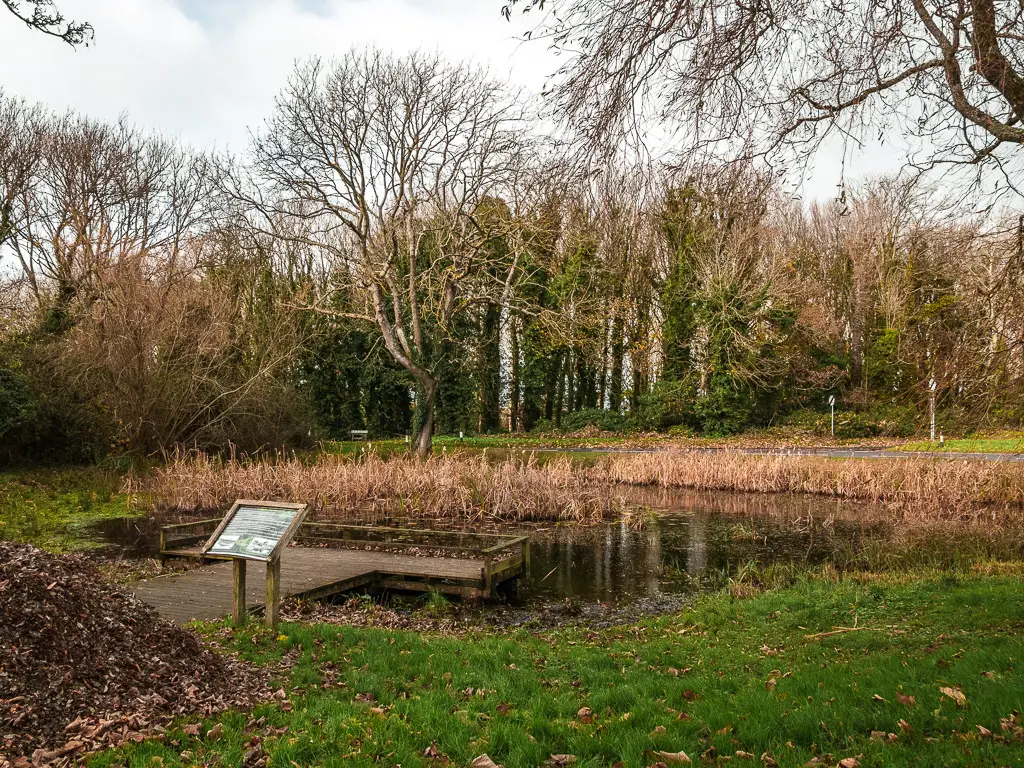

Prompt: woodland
xmin=3 ymin=0 xmax=1024 ymax=462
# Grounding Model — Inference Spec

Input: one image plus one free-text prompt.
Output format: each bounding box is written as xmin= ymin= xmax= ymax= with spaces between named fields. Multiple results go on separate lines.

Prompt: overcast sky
xmin=0 ymin=0 xmax=906 ymax=202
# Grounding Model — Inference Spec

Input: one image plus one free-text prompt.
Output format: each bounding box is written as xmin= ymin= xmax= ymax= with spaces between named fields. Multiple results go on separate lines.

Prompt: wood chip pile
xmin=0 ymin=543 xmax=267 ymax=766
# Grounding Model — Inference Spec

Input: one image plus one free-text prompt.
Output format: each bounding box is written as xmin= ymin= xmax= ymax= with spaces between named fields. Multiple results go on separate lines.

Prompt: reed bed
xmin=141 ymin=448 xmax=1024 ymax=524
xmin=598 ymin=451 xmax=1024 ymax=518
xmin=146 ymin=451 xmax=622 ymax=523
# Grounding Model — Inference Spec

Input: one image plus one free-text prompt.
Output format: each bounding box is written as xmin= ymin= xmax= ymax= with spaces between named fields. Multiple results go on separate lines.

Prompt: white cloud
xmin=0 ymin=0 xmax=554 ymax=151
xmin=0 ymin=0 xmax=904 ymax=202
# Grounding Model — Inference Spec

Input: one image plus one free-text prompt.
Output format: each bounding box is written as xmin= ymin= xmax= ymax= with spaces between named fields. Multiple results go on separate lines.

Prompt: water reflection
xmin=91 ymin=487 xmax=890 ymax=602
xmin=523 ymin=509 xmax=873 ymax=600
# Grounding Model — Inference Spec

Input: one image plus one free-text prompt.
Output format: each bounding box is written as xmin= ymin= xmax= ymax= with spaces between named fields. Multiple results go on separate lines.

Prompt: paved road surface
xmin=532 ymin=446 xmax=1024 ymax=462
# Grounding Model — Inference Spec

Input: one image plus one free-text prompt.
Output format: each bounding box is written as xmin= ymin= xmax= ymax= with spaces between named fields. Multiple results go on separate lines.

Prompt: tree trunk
xmin=413 ymin=382 xmax=437 ymax=458
xmin=566 ymin=349 xmax=577 ymax=413
xmin=598 ymin=315 xmax=609 ymax=409
xmin=510 ymin=313 xmax=521 ymax=432
xmin=544 ymin=351 xmax=560 ymax=422
xmin=631 ymin=365 xmax=647 ymax=414
xmin=554 ymin=353 xmax=567 ymax=427
xmin=479 ymin=301 xmax=501 ymax=432
xmin=609 ymin=310 xmax=625 ymax=412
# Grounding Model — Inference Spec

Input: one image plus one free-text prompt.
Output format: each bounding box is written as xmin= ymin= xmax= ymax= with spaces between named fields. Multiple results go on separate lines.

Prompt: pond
xmin=89 ymin=487 xmax=890 ymax=604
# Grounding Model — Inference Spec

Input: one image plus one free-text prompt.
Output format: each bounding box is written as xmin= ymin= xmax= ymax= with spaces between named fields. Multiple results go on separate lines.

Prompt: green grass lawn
xmin=93 ymin=575 xmax=1024 ymax=767
xmin=0 ymin=467 xmax=139 ymax=551
xmin=899 ymin=436 xmax=1024 ymax=454
xmin=319 ymin=434 xmax=644 ymax=457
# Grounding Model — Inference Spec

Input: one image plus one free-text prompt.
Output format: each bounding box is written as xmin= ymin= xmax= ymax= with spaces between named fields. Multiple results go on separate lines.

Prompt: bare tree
xmin=2 ymin=0 xmax=92 ymax=45
xmin=237 ymin=49 xmax=533 ymax=456
xmin=59 ymin=250 xmax=304 ymax=453
xmin=0 ymin=95 xmax=43 ymax=256
xmin=504 ymin=0 xmax=1024 ymax=194
xmin=0 ymin=99 xmax=218 ymax=318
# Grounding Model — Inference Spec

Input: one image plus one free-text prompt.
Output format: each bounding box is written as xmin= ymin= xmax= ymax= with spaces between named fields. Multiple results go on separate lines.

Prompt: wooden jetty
xmin=133 ymin=520 xmax=530 ymax=625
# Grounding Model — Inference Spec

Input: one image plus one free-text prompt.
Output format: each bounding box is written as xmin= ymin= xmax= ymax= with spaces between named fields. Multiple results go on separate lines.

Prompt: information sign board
xmin=203 ymin=500 xmax=307 ymax=562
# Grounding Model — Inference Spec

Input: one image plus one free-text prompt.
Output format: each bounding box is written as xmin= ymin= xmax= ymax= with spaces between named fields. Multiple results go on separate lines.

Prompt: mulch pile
xmin=0 ymin=543 xmax=268 ymax=766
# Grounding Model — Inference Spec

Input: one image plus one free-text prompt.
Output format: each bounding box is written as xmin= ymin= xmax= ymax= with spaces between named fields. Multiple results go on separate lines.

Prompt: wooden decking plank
xmin=133 ymin=546 xmax=509 ymax=625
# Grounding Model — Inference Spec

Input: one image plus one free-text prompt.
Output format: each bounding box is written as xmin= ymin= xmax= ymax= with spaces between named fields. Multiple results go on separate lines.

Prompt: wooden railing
xmin=159 ymin=519 xmax=531 ymax=596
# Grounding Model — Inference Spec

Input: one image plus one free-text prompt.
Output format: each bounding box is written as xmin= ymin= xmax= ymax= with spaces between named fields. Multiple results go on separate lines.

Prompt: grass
xmin=320 ymin=429 xmax=898 ymax=456
xmin=0 ymin=467 xmax=140 ymax=551
xmin=899 ymin=436 xmax=1024 ymax=454
xmin=92 ymin=574 xmax=1024 ymax=767
xmin=318 ymin=435 xmax=649 ymax=460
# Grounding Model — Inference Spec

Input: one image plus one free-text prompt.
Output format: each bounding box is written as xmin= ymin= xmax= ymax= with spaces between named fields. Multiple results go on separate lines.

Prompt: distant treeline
xmin=2 ymin=51 xmax=1023 ymax=463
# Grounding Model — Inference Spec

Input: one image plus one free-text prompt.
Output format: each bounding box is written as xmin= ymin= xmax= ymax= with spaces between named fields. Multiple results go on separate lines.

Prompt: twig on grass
xmin=804 ymin=626 xmax=883 ymax=641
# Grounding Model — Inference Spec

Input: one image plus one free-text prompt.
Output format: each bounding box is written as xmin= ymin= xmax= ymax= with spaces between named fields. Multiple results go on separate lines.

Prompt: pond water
xmin=89 ymin=488 xmax=889 ymax=603
xmin=518 ymin=488 xmax=887 ymax=600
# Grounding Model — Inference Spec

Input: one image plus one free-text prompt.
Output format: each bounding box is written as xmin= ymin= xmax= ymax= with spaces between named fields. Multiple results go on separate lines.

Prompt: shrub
xmin=634 ymin=379 xmax=690 ymax=430
xmin=0 ymin=368 xmax=36 ymax=440
xmin=559 ymin=408 xmax=629 ymax=433
xmin=778 ymin=404 xmax=920 ymax=438
xmin=687 ymin=373 xmax=755 ymax=436
xmin=528 ymin=418 xmax=554 ymax=434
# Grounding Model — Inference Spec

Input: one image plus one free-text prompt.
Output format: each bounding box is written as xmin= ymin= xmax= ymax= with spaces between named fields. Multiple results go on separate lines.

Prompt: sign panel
xmin=204 ymin=501 xmax=307 ymax=562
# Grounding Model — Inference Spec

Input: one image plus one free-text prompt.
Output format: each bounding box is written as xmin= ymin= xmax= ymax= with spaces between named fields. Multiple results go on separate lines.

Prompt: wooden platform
xmin=138 ymin=520 xmax=529 ymax=625
xmin=133 ymin=547 xmax=500 ymax=625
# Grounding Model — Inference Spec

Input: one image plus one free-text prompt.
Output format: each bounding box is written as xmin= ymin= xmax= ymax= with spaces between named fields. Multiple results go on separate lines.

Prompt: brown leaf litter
xmin=0 ymin=543 xmax=269 ymax=765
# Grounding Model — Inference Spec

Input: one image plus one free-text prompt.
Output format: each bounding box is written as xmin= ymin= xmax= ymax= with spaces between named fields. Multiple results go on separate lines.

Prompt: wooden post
xmin=483 ymin=554 xmax=494 ymax=597
xmin=265 ymin=555 xmax=282 ymax=631
xmin=522 ymin=539 xmax=531 ymax=582
xmin=232 ymin=559 xmax=247 ymax=626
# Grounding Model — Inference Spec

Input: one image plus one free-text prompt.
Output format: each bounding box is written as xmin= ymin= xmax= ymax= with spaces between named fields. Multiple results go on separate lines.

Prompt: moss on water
xmin=92 ymin=574 xmax=1024 ymax=768
xmin=0 ymin=467 xmax=141 ymax=552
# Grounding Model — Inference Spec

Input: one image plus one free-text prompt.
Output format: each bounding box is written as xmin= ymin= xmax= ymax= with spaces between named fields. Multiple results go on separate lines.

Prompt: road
xmin=532 ymin=446 xmax=1024 ymax=462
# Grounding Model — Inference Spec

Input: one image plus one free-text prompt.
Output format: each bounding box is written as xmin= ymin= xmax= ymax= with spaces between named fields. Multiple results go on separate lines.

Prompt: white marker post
xmin=929 ymin=378 xmax=937 ymax=443
xmin=828 ymin=395 xmax=836 ymax=437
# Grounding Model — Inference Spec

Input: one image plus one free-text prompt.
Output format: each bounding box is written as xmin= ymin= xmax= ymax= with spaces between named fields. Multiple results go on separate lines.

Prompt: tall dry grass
xmin=598 ymin=451 xmax=1024 ymax=518
xmin=140 ymin=449 xmax=1024 ymax=523
xmin=145 ymin=451 xmax=622 ymax=523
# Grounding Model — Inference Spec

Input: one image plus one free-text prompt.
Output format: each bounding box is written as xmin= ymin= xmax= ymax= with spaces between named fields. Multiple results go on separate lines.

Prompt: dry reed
xmin=597 ymin=451 xmax=1024 ymax=518
xmin=146 ymin=451 xmax=621 ymax=523
xmin=141 ymin=449 xmax=1024 ymax=523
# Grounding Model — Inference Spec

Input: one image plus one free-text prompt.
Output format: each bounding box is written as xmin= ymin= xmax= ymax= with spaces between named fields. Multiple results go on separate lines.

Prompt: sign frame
xmin=202 ymin=499 xmax=308 ymax=563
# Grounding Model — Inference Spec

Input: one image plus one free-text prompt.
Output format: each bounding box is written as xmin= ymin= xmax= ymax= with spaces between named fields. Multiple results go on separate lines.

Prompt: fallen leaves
xmin=547 ymin=755 xmax=577 ymax=767
xmin=801 ymin=755 xmax=831 ymax=767
xmin=0 ymin=543 xmax=269 ymax=761
xmin=939 ymin=686 xmax=967 ymax=707
xmin=471 ymin=755 xmax=502 ymax=768
xmin=647 ymin=749 xmax=691 ymax=764
xmin=576 ymin=707 xmax=594 ymax=724
xmin=896 ymin=692 xmax=916 ymax=707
